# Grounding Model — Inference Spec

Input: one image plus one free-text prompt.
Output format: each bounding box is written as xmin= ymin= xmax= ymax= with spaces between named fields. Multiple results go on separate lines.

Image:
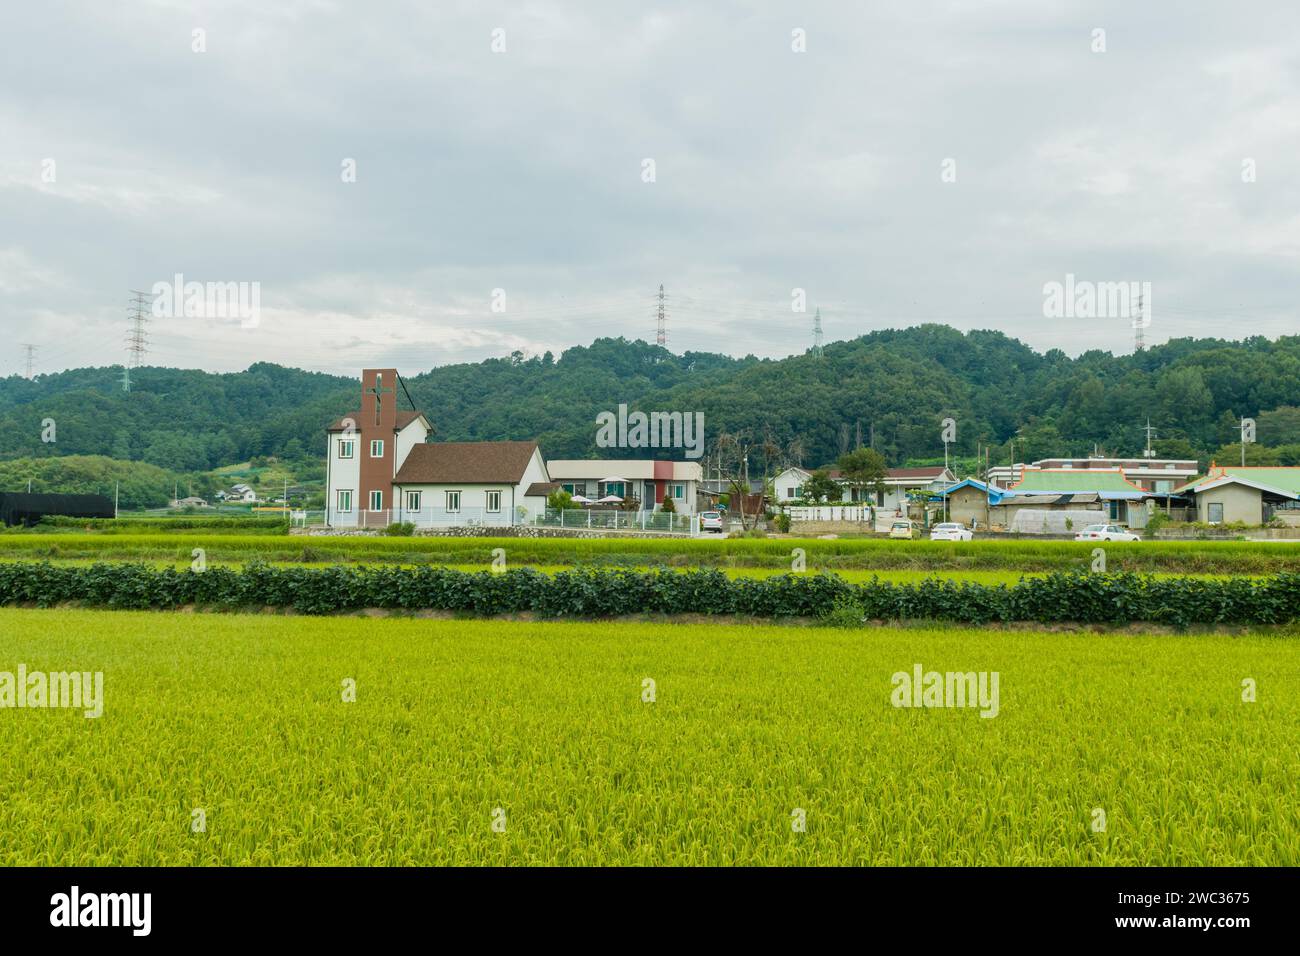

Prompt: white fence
xmin=323 ymin=507 xmax=699 ymax=534
xmin=786 ymin=505 xmax=893 ymax=525
xmin=533 ymin=509 xmax=698 ymax=534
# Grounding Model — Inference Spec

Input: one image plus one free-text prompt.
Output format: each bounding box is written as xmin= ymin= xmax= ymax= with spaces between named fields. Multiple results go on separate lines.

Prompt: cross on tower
xmin=366 ymin=372 xmax=394 ymax=426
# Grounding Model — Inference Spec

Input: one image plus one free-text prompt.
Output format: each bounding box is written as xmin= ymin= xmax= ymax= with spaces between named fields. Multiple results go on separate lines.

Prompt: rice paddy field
xmin=1 ymin=608 xmax=1296 ymax=866
xmin=2 ymin=532 xmax=1299 ymax=575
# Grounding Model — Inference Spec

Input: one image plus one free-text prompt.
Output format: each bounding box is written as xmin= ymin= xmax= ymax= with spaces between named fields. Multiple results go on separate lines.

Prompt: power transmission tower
xmin=812 ymin=308 xmax=824 ymax=357
xmin=20 ymin=344 xmax=36 ymax=379
xmin=656 ymin=284 xmax=667 ymax=346
xmin=123 ymin=290 xmax=151 ymax=392
xmin=1133 ymin=292 xmax=1145 ymax=352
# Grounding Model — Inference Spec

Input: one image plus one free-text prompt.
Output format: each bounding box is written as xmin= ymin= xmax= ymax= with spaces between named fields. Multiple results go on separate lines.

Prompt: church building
xmin=324 ymin=369 xmax=555 ymax=527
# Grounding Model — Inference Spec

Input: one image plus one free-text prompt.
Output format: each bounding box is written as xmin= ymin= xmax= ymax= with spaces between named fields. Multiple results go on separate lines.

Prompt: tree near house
xmin=836 ymin=447 xmax=887 ymax=504
xmin=802 ymin=469 xmax=840 ymax=504
xmin=547 ymin=489 xmax=581 ymax=511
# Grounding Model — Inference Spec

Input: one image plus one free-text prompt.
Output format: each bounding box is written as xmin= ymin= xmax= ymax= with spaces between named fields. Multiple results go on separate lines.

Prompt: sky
xmin=2 ymin=0 xmax=1298 ymax=378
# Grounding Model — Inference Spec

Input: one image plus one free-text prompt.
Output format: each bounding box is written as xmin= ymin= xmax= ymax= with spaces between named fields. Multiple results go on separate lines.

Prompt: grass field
xmin=1 ymin=608 xmax=1295 ymax=866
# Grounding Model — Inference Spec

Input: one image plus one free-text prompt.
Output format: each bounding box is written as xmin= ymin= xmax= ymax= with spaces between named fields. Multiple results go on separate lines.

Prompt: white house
xmin=545 ymin=459 xmax=703 ymax=512
xmin=774 ymin=465 xmax=955 ymax=513
xmin=392 ymin=440 xmax=553 ymax=526
xmin=229 ymin=484 xmax=258 ymax=503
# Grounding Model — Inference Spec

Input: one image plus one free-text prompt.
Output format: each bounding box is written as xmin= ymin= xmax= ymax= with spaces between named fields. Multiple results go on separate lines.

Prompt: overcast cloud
xmin=1 ymin=0 xmax=1297 ymax=376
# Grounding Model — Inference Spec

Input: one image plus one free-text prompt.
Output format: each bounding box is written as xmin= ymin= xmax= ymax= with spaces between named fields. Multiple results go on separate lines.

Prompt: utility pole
xmin=1143 ymin=418 xmax=1157 ymax=458
xmin=124 ymin=290 xmax=151 ymax=391
xmin=812 ymin=308 xmax=824 ymax=357
xmin=943 ymin=435 xmax=950 ymax=523
xmin=656 ymin=284 xmax=667 ymax=346
xmin=20 ymin=344 xmax=36 ymax=379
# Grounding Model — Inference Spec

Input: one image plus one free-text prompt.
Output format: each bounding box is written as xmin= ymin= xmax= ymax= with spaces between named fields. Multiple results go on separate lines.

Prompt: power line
xmin=1133 ymin=291 xmax=1146 ymax=352
xmin=123 ymin=290 xmax=151 ymax=392
xmin=656 ymin=284 xmax=667 ymax=346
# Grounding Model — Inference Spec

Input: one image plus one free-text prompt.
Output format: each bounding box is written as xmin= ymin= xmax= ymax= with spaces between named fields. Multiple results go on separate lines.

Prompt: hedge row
xmin=1 ymin=562 xmax=1298 ymax=627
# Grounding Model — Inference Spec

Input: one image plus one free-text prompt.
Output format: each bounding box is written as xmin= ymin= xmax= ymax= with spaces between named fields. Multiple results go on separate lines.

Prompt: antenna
xmin=20 ymin=344 xmax=35 ymax=379
xmin=656 ymin=284 xmax=667 ymax=346
xmin=124 ymin=290 xmax=151 ymax=392
xmin=812 ymin=307 xmax=824 ymax=357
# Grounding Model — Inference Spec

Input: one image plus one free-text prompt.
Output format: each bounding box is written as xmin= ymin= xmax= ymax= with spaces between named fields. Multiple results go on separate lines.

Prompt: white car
xmin=1074 ymin=523 xmax=1140 ymax=542
xmin=929 ymin=522 xmax=973 ymax=541
xmin=700 ymin=511 xmax=724 ymax=533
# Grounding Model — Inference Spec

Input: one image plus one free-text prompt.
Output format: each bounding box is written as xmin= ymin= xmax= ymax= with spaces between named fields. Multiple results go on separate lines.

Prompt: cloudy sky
xmin=2 ymin=0 xmax=1297 ymax=377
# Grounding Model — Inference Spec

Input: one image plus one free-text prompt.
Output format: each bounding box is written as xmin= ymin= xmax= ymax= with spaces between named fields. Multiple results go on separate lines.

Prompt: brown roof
xmin=327 ymin=410 xmax=424 ymax=432
xmin=524 ymin=481 xmax=562 ymax=497
xmin=886 ymin=467 xmax=950 ymax=479
xmin=822 ymin=466 xmax=949 ymax=480
xmin=393 ymin=441 xmax=539 ymax=484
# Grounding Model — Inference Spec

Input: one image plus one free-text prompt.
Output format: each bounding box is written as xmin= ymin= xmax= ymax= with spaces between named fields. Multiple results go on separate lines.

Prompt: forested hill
xmin=3 ymin=327 xmax=1300 ymax=475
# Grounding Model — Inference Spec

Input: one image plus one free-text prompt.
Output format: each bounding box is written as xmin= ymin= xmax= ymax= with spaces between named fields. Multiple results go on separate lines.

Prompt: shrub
xmin=820 ymin=600 xmax=866 ymax=628
xmin=382 ymin=522 xmax=416 ymax=537
xmin=0 ymin=562 xmax=1297 ymax=626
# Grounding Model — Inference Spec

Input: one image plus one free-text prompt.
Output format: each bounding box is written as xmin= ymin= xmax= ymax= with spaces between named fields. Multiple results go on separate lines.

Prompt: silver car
xmin=700 ymin=511 xmax=724 ymax=533
xmin=929 ymin=522 xmax=973 ymax=541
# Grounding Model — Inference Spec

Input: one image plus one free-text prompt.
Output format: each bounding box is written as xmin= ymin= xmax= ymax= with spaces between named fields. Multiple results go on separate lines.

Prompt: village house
xmin=774 ymin=465 xmax=954 ymax=513
xmin=168 ymin=496 xmax=209 ymax=509
xmin=392 ymin=440 xmax=553 ymax=527
xmin=1005 ymin=467 xmax=1148 ymax=524
xmin=546 ymin=460 xmax=702 ymax=512
xmin=1176 ymin=465 xmax=1300 ymax=526
xmin=989 ymin=455 xmax=1197 ymax=491
xmin=228 ymin=484 xmax=257 ymax=503
xmin=935 ymin=478 xmax=1107 ymax=532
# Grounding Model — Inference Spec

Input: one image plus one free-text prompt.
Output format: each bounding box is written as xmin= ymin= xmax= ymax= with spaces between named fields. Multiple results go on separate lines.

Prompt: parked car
xmin=700 ymin=511 xmax=724 ymax=533
xmin=1074 ymin=523 xmax=1141 ymax=542
xmin=888 ymin=520 xmax=917 ymax=540
xmin=929 ymin=522 xmax=973 ymax=541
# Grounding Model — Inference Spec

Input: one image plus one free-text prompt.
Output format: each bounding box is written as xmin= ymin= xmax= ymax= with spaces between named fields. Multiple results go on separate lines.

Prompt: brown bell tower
xmin=359 ymin=368 xmax=397 ymax=519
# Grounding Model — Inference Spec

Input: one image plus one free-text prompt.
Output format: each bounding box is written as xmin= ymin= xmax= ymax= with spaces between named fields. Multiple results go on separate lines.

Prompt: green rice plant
xmin=0 ymin=609 xmax=1295 ymax=866
xmin=0 ymin=533 xmax=1295 ymax=574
